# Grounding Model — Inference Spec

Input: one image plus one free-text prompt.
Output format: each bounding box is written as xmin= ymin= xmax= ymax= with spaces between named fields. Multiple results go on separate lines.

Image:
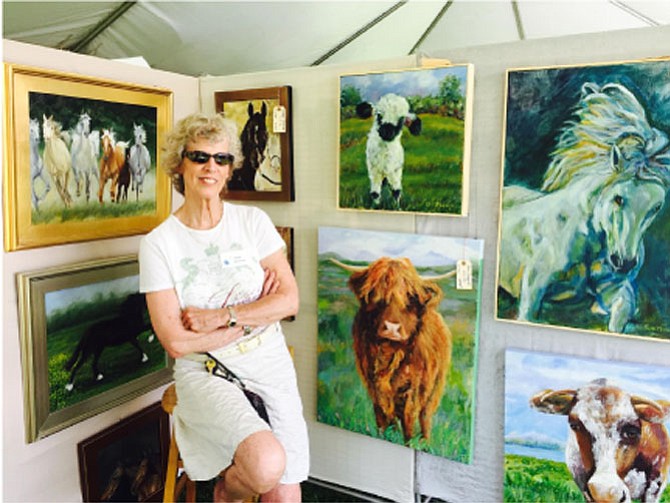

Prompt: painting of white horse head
xmin=496 ymin=57 xmax=670 ymax=341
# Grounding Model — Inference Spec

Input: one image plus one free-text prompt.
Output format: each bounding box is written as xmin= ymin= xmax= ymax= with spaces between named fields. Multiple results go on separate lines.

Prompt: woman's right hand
xmin=260 ymin=267 xmax=280 ymax=298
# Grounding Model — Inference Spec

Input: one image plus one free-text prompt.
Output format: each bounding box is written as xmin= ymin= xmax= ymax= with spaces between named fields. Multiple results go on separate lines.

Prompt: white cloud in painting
xmin=504 ymin=348 xmax=670 ymax=448
xmin=318 ymin=226 xmax=484 ymax=267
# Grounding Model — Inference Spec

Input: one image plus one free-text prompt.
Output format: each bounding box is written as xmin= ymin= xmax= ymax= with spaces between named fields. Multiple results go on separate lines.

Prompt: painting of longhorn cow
xmin=496 ymin=57 xmax=670 ymax=341
xmin=317 ymin=226 xmax=484 ymax=462
xmin=338 ymin=64 xmax=474 ymax=215
xmin=504 ymin=348 xmax=670 ymax=502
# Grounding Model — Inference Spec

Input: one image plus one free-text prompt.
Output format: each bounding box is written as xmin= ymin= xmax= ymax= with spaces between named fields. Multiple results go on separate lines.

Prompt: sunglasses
xmin=182 ymin=150 xmax=234 ymax=166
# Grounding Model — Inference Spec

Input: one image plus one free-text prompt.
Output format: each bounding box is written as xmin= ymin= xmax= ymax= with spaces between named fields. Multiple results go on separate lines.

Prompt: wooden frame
xmin=3 ymin=63 xmax=173 ymax=251
xmin=276 ymin=226 xmax=295 ymax=321
xmin=338 ymin=62 xmax=474 ymax=216
xmin=17 ymin=255 xmax=173 ymax=443
xmin=77 ymin=402 xmax=170 ymax=502
xmin=276 ymin=226 xmax=294 ymax=272
xmin=214 ymin=86 xmax=294 ymax=201
xmin=495 ymin=57 xmax=670 ymax=342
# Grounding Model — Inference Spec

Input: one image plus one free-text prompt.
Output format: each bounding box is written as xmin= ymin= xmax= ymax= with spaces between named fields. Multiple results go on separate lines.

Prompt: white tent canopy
xmin=3 ymin=1 xmax=669 ymax=77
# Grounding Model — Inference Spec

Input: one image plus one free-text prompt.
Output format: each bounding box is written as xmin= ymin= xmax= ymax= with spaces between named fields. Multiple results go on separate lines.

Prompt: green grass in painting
xmin=316 ymin=256 xmax=479 ymax=462
xmin=339 ymin=114 xmax=465 ymax=214
xmin=32 ymin=199 xmax=156 ymax=225
xmin=47 ymin=294 xmax=165 ymax=411
xmin=504 ymin=454 xmax=670 ymax=502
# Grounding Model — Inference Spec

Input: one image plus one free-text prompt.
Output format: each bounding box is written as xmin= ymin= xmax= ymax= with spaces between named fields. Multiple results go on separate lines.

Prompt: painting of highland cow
xmin=496 ymin=58 xmax=670 ymax=341
xmin=504 ymin=348 xmax=670 ymax=502
xmin=338 ymin=64 xmax=473 ymax=215
xmin=317 ymin=226 xmax=483 ymax=462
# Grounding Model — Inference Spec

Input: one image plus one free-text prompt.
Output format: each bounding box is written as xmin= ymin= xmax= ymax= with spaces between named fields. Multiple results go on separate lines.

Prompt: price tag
xmin=273 ymin=106 xmax=286 ymax=133
xmin=456 ymin=259 xmax=473 ymax=290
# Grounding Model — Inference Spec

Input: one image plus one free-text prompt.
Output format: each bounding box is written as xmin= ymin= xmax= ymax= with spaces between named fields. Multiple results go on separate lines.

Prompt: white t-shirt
xmin=139 ymin=202 xmax=284 ymax=311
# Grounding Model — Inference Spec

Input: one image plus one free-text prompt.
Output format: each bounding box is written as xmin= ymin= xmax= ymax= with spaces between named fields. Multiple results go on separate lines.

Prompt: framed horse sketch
xmin=214 ymin=86 xmax=294 ymax=202
xmin=317 ymin=226 xmax=484 ymax=462
xmin=496 ymin=57 xmax=670 ymax=342
xmin=338 ymin=62 xmax=474 ymax=215
xmin=504 ymin=348 xmax=670 ymax=502
xmin=16 ymin=255 xmax=172 ymax=443
xmin=3 ymin=63 xmax=173 ymax=251
xmin=77 ymin=402 xmax=170 ymax=502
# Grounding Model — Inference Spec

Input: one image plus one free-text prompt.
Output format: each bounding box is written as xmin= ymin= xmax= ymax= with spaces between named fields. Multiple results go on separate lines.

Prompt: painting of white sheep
xmin=339 ymin=65 xmax=473 ymax=215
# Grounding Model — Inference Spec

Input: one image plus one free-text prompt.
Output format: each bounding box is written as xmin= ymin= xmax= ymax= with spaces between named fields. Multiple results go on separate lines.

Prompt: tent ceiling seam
xmin=609 ymin=0 xmax=660 ymax=26
xmin=65 ymin=1 xmax=137 ymax=53
xmin=408 ymin=0 xmax=454 ymax=55
xmin=512 ymin=0 xmax=526 ymax=40
xmin=310 ymin=1 xmax=408 ymax=66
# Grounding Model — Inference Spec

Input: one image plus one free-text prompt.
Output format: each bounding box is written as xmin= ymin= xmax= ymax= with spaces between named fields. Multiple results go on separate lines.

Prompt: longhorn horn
xmin=329 ymin=258 xmax=367 ymax=273
xmin=420 ymin=269 xmax=457 ymax=281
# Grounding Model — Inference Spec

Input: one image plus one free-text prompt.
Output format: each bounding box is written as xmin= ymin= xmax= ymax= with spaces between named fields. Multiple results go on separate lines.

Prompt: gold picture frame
xmin=214 ymin=86 xmax=294 ymax=202
xmin=3 ymin=63 xmax=173 ymax=251
xmin=17 ymin=255 xmax=173 ymax=443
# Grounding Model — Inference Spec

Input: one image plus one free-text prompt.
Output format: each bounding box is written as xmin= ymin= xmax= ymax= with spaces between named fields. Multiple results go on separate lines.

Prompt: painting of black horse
xmin=64 ymin=293 xmax=151 ymax=391
xmin=228 ymin=101 xmax=269 ymax=191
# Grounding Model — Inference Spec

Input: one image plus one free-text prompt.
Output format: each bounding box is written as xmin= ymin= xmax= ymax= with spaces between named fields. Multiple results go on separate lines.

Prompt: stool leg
xmin=163 ymin=426 xmax=179 ymax=503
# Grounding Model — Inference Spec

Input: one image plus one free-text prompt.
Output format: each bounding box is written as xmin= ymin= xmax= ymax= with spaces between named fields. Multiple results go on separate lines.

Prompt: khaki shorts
xmin=173 ymin=324 xmax=309 ymax=483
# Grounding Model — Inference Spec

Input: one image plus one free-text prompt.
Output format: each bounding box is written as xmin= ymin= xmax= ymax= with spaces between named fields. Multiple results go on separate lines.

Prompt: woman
xmin=139 ymin=113 xmax=308 ymax=502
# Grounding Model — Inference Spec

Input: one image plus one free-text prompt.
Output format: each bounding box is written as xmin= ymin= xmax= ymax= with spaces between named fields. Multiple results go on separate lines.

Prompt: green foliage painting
xmin=504 ymin=349 xmax=670 ymax=502
xmin=338 ymin=64 xmax=473 ymax=215
xmin=18 ymin=256 xmax=172 ymax=442
xmin=317 ymin=226 xmax=483 ymax=463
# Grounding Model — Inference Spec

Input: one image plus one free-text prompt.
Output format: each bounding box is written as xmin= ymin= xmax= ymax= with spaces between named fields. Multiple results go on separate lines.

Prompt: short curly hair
xmin=163 ymin=112 xmax=242 ymax=197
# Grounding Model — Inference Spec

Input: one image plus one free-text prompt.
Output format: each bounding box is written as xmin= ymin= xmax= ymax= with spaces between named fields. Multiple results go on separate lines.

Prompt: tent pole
xmin=311 ymin=1 xmax=408 ymax=66
xmin=408 ymin=0 xmax=453 ymax=55
xmin=66 ymin=1 xmax=137 ymax=53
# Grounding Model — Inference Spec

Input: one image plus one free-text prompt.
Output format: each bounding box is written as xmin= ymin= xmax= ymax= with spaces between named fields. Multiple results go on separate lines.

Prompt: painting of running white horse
xmin=496 ymin=57 xmax=670 ymax=341
xmin=3 ymin=64 xmax=172 ymax=250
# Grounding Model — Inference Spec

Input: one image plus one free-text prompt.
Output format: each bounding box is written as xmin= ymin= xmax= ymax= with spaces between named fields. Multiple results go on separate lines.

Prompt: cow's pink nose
xmin=587 ymin=478 xmax=630 ymax=503
xmin=381 ymin=321 xmax=403 ymax=340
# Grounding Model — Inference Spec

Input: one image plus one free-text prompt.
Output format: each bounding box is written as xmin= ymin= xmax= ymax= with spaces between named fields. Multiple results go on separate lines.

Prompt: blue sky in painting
xmin=504 ymin=348 xmax=670 ymax=451
xmin=45 ymin=275 xmax=139 ymax=316
xmin=318 ymin=226 xmax=483 ymax=266
xmin=341 ymin=65 xmax=469 ymax=103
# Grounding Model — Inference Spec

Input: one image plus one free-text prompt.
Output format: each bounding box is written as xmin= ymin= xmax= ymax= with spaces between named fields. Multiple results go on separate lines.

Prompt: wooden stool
xmin=161 ymin=383 xmax=197 ymax=503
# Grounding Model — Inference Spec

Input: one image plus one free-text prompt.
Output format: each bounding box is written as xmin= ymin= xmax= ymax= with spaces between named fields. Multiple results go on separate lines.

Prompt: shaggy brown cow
xmin=331 ymin=257 xmax=455 ymax=442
